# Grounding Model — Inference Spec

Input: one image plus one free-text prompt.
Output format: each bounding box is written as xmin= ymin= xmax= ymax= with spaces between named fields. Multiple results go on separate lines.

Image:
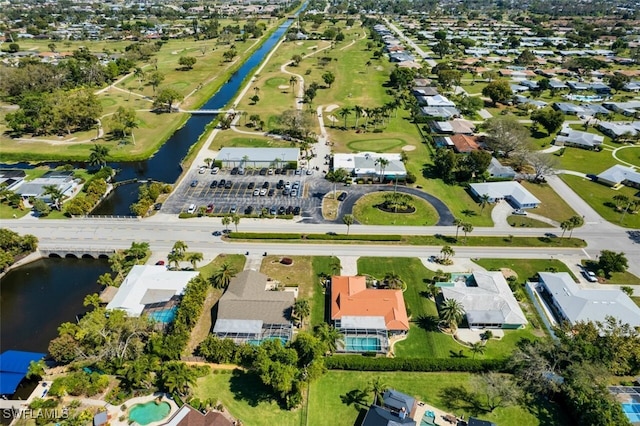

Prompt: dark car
xmin=155 ymin=260 xmax=165 ymax=266
xmin=225 ymin=181 xmax=233 ymax=189
xmin=248 ymin=182 xmax=255 ymax=189
xmin=277 ymin=179 xmax=284 ymax=189
xmin=219 ymin=178 xmax=226 ymax=187
xmin=337 ymin=192 xmax=347 ymax=201
xmin=278 ymin=206 xmax=286 ymax=215
xmin=270 ymin=206 xmax=277 ymax=215
xmin=286 ymin=206 xmax=293 ymax=215
xmin=268 ymin=189 xmax=275 ymax=196
xmin=190 ymin=180 xmax=198 ymax=187
xmin=293 ymin=206 xmax=301 ymax=215
xmin=154 ymin=203 xmax=162 ymax=210
xmin=210 ymin=180 xmax=218 ymax=188
xmin=259 ymin=168 xmax=268 ymax=175
xmin=275 ymin=168 xmax=282 ymax=175
xmin=283 ymin=188 xmax=291 ymax=196
xmin=205 ymin=204 xmax=214 ymax=213
xmin=262 ymin=181 xmax=270 ymax=189
xmin=245 ymin=206 xmax=254 ymax=215
xmin=230 ymin=167 xmax=239 ymax=175
xmin=212 ymin=230 xmax=222 ymax=236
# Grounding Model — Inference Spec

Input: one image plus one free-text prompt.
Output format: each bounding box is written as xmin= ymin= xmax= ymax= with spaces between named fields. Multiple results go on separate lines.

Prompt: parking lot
xmin=162 ymin=167 xmax=331 ymax=220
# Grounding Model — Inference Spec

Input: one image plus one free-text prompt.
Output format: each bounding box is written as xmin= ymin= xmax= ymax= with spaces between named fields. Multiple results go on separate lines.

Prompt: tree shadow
xmin=416 ymin=315 xmax=439 ymax=331
xmin=439 ymin=386 xmax=487 ymax=416
xmin=228 ymin=369 xmax=279 ymax=408
xmin=340 ymin=388 xmax=370 ymax=411
xmin=434 ymin=234 xmax=457 ymax=244
xmin=461 ymin=209 xmax=477 ymax=217
xmin=449 ymin=349 xmax=468 ymax=358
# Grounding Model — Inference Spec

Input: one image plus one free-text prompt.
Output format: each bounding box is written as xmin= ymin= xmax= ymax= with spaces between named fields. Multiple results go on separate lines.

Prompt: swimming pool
xmin=147 ymin=307 xmax=177 ymax=324
xmin=129 ymin=401 xmax=171 ymax=425
xmin=247 ymin=337 xmax=289 ymax=346
xmin=622 ymin=402 xmax=640 ymax=423
xmin=345 ymin=336 xmax=382 ymax=352
xmin=565 ymin=94 xmax=605 ymax=102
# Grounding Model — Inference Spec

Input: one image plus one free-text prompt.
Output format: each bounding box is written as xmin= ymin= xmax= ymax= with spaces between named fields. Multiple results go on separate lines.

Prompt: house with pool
xmin=330 ymin=276 xmax=409 ymax=353
xmin=212 ymin=270 xmax=294 ymax=345
xmin=106 ymin=265 xmax=199 ymax=326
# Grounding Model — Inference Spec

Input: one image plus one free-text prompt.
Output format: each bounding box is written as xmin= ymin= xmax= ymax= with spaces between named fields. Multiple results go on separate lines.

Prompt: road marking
xmin=582 ymin=248 xmax=591 ymax=258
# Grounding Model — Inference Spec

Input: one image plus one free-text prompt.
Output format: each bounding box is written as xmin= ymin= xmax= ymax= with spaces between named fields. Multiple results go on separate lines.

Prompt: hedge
xmin=227 ymin=232 xmax=402 ymax=241
xmin=324 ymin=355 xmax=509 ymax=373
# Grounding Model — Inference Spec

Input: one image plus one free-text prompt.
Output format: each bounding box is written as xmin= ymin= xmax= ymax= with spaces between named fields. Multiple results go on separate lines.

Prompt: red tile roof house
xmin=449 ymin=134 xmax=480 ymax=153
xmin=330 ymin=276 xmax=409 ymax=354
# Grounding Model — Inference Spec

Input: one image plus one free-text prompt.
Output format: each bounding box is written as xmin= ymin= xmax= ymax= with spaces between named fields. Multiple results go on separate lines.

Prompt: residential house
xmin=567 ymin=81 xmax=590 ymax=91
xmin=548 ymin=80 xmax=569 ymax=90
xmin=597 ymin=121 xmax=640 ymax=139
xmin=553 ymin=102 xmax=586 ymax=115
xmin=596 ymin=164 xmax=640 ymax=189
xmin=450 ymin=134 xmax=480 ymax=153
xmin=535 ymin=272 xmax=640 ymax=328
xmin=555 ymin=125 xmax=604 ymax=150
xmin=13 ymin=171 xmax=80 ymax=205
xmin=361 ymin=388 xmax=417 ymax=426
xmin=333 ymin=152 xmax=406 ymax=180
xmin=0 ymin=169 xmax=26 ymax=192
xmin=487 ymin=157 xmax=516 ymax=179
xmin=212 ymin=270 xmax=294 ymax=344
xmin=623 ymin=81 xmax=640 ymax=92
xmin=603 ymin=101 xmax=640 ymax=116
xmin=439 ymin=272 xmax=527 ymax=329
xmin=420 ymin=107 xmax=460 ymax=119
xmin=163 ymin=404 xmax=235 ymax=426
xmin=330 ymin=276 xmax=409 ymax=353
xmin=469 ymin=181 xmax=541 ymax=208
xmin=514 ymin=95 xmax=547 ymax=109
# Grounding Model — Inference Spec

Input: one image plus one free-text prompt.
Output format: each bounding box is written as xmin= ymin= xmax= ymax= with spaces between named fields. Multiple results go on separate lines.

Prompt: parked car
xmin=306 ymin=169 xmax=313 ymax=175
xmin=245 ymin=206 xmax=254 ymax=215
xmin=154 ymin=203 xmax=162 ymax=210
xmin=286 ymin=206 xmax=293 ymax=215
xmin=187 ymin=204 xmax=197 ymax=214
xmin=253 ymin=189 xmax=260 ymax=196
xmin=290 ymin=189 xmax=298 ymax=197
xmin=268 ymin=189 xmax=275 ymax=196
xmin=582 ymin=269 xmax=598 ymax=282
xmin=260 ymin=188 xmax=267 ymax=196
xmin=337 ymin=192 xmax=347 ymax=201
xmin=211 ymin=167 xmax=220 ymax=174
xmin=268 ymin=168 xmax=274 ymax=175
xmin=238 ymin=168 xmax=245 ymax=175
xmin=248 ymin=182 xmax=255 ymax=189
xmin=277 ymin=179 xmax=284 ymax=189
xmin=295 ymin=169 xmax=302 ymax=175
xmin=262 ymin=181 xmax=270 ymax=188
xmin=230 ymin=205 xmax=237 ymax=214
xmin=283 ymin=188 xmax=291 ymax=196
xmin=230 ymin=167 xmax=239 ymax=175
xmin=512 ymin=209 xmax=527 ymax=215
xmin=225 ymin=181 xmax=233 ymax=189
xmin=259 ymin=168 xmax=268 ymax=175
xmin=190 ymin=180 xmax=198 ymax=187
xmin=205 ymin=204 xmax=214 ymax=213
xmin=199 ymin=166 xmax=206 ymax=174
xmin=210 ymin=181 xmax=218 ymax=188
xmin=219 ymin=179 xmax=226 ymax=187
xmin=293 ymin=206 xmax=301 ymax=215
xmin=278 ymin=206 xmax=286 ymax=215
xmin=269 ymin=206 xmax=277 ymax=215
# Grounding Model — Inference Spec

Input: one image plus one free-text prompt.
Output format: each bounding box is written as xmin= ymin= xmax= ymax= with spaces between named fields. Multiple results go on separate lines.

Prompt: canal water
xmin=0 ymin=257 xmax=111 ymax=353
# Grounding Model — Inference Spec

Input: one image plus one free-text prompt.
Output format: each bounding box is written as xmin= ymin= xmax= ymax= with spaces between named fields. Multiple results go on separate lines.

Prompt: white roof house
xmin=333 ymin=152 xmax=406 ymax=178
xmin=424 ymin=95 xmax=456 ymax=108
xmin=441 ymin=271 xmax=527 ymax=329
xmin=469 ymin=182 xmax=541 ymax=208
xmin=597 ymin=165 xmax=640 ymax=188
xmin=555 ymin=125 xmax=604 ymax=150
xmin=538 ymin=272 xmax=640 ymax=328
xmin=106 ymin=266 xmax=199 ymax=317
xmin=13 ymin=171 xmax=80 ymax=204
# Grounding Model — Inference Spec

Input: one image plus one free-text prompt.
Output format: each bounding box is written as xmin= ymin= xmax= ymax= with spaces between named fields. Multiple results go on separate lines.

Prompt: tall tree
xmin=210 ymin=262 xmax=237 ymax=289
xmin=186 ymin=252 xmax=203 ymax=269
xmin=232 ymin=214 xmax=241 ymax=232
xmin=482 ymin=79 xmax=513 ymax=106
xmin=293 ymin=299 xmax=311 ymax=327
xmin=462 ymin=222 xmax=474 ymax=243
xmin=483 ymin=116 xmax=530 ymax=158
xmin=89 ymin=144 xmax=110 ymax=168
xmin=322 ymin=71 xmax=336 ymax=88
xmin=469 ymin=342 xmax=486 ymax=359
xmin=375 ymin=157 xmax=389 ymax=182
xmin=42 ymin=185 xmax=65 ymax=210
xmin=342 ymin=214 xmax=354 ymax=235
xmin=161 ymin=362 xmax=196 ymax=396
xmin=313 ymin=323 xmax=343 ymax=354
xmin=221 ymin=215 xmax=231 ymax=232
xmin=369 ymin=377 xmax=387 ymax=406
xmin=439 ymin=298 xmax=465 ymax=332
xmin=338 ymin=107 xmax=352 ymax=129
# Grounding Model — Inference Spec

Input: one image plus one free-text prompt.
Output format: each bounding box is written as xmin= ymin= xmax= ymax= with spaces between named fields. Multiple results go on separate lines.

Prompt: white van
xmin=187 ymin=204 xmax=196 ymax=214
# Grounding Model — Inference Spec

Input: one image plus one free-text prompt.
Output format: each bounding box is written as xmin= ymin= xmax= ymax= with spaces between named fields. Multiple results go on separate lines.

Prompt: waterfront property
xmin=212 ymin=270 xmax=294 ymax=344
xmin=106 ymin=265 xmax=199 ymax=320
xmin=13 ymin=171 xmax=80 ymax=205
xmin=330 ymin=276 xmax=409 ymax=353
xmin=0 ymin=350 xmax=45 ymax=396
xmin=532 ymin=272 xmax=640 ymax=329
xmin=469 ymin=181 xmax=541 ymax=209
xmin=333 ymin=152 xmax=407 ymax=180
xmin=596 ymin=164 xmax=640 ymax=189
xmin=215 ymin=147 xmax=300 ymax=169
xmin=439 ymin=272 xmax=527 ymax=329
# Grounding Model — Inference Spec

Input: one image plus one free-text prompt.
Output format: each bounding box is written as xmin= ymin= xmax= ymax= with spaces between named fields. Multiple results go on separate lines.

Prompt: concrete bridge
xmin=39 ymin=247 xmax=115 ymax=259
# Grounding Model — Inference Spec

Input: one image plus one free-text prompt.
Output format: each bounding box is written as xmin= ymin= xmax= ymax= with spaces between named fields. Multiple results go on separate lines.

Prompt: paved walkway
xmin=419 ymin=257 xmax=485 ymax=273
xmin=337 ymin=255 xmax=359 ymax=275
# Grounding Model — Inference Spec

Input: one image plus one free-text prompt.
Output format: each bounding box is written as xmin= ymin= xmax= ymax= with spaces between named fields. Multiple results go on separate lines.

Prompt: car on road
xmin=259 ymin=188 xmax=267 ymax=196
xmin=212 ymin=230 xmax=222 ymax=236
xmin=154 ymin=203 xmax=162 ymax=210
xmin=248 ymin=182 xmax=255 ymax=189
xmin=512 ymin=209 xmax=527 ymax=215
xmin=582 ymin=269 xmax=598 ymax=282
xmin=253 ymin=189 xmax=260 ymax=196
xmin=211 ymin=167 xmax=219 ymax=174
xmin=155 ymin=260 xmax=165 ymax=266
xmin=210 ymin=181 xmax=218 ymax=188
xmin=293 ymin=206 xmax=301 ymax=215
xmin=199 ymin=166 xmax=207 ymax=174
xmin=205 ymin=204 xmax=214 ymax=213
xmin=224 ymin=181 xmax=233 ymax=189
xmin=337 ymin=192 xmax=347 ymax=201
xmin=187 ymin=204 xmax=197 ymax=214
xmin=190 ymin=180 xmax=198 ymax=187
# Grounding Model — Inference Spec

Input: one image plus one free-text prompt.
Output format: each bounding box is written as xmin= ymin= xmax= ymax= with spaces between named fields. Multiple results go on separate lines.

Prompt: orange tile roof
xmin=330 ymin=276 xmax=409 ymax=331
xmin=450 ymin=134 xmax=480 ymax=153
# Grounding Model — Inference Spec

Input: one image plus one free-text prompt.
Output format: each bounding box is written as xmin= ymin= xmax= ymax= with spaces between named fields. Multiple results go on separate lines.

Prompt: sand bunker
xmin=278 ymin=85 xmax=289 ymax=89
xmin=401 ymin=145 xmax=416 ymax=151
xmin=325 ymin=104 xmax=339 ymax=112
xmin=328 ymin=115 xmax=337 ymax=122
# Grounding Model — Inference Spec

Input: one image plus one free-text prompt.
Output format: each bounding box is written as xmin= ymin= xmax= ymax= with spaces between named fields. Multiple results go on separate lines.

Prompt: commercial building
xmin=333 ymin=152 xmax=407 ymax=180
xmin=215 ymin=147 xmax=299 ymax=169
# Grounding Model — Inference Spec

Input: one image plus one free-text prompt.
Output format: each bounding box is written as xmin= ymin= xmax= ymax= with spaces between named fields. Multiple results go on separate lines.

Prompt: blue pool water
xmin=622 ymin=403 xmax=640 ymax=423
xmin=345 ymin=337 xmax=381 ymax=352
xmin=247 ymin=337 xmax=288 ymax=346
xmin=147 ymin=307 xmax=177 ymax=324
xmin=129 ymin=401 xmax=171 ymax=425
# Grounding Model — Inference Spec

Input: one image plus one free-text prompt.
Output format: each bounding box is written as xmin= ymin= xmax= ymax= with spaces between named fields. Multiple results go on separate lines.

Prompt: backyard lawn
xmin=520 ymin=181 xmax=578 ymax=223
xmin=308 ymin=371 xmax=570 ymax=426
xmin=352 ymin=192 xmax=439 ymax=226
xmin=560 ymin=174 xmax=640 ymax=229
xmin=555 ymin=145 xmax=620 ymax=175
xmin=614 ymin=145 xmax=640 ymax=167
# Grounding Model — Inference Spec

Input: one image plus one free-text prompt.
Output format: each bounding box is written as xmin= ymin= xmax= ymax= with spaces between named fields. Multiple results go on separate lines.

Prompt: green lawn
xmin=198 ymin=254 xmax=246 ymax=281
xmin=581 ymin=260 xmax=640 ymax=285
xmin=352 ymin=192 xmax=439 ymax=226
xmin=560 ymin=174 xmax=640 ymax=229
xmin=194 ymin=370 xmax=301 ymax=426
xmin=614 ymin=146 xmax=640 ymax=167
xmin=555 ymin=146 xmax=620 ymax=175
xmin=345 ymin=138 xmax=407 ymax=152
xmin=520 ymin=181 xmax=578 ymax=223
xmin=506 ymin=216 xmax=551 ymax=228
xmin=473 ymin=258 xmax=577 ymax=284
xmin=309 ymin=371 xmax=570 ymax=426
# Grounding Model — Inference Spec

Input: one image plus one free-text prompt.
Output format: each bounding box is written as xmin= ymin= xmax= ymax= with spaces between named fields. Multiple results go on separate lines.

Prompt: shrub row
xmin=228 ymin=232 xmax=402 ymax=241
xmin=325 ymin=355 xmax=509 ymax=373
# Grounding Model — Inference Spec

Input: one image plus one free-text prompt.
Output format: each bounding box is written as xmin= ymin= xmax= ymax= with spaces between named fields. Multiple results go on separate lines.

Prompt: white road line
xmin=582 ymin=248 xmax=591 ymax=258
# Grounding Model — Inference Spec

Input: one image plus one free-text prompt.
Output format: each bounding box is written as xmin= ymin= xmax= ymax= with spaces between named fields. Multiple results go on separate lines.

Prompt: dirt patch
xmin=296 ymin=42 xmax=304 ymax=45
xmin=307 ymin=45 xmax=318 ymax=50
xmin=499 ymin=268 xmax=518 ymax=280
xmin=401 ymin=145 xmax=416 ymax=151
xmin=325 ymin=104 xmax=339 ymax=112
xmin=322 ymin=192 xmax=339 ymax=220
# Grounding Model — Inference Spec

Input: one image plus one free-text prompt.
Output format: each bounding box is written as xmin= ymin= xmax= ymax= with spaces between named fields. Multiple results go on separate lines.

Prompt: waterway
xmin=0 ymin=257 xmax=111 ymax=353
xmin=1 ymin=16 xmax=299 ymax=216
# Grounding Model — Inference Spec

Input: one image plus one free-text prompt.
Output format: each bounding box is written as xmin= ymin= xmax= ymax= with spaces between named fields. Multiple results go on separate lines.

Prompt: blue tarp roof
xmin=0 ymin=350 xmax=45 ymax=395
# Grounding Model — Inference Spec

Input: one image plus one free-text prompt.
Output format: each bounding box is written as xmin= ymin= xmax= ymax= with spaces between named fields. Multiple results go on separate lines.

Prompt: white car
xmin=253 ymin=189 xmax=260 ymax=196
xmin=187 ymin=204 xmax=196 ymax=214
xmin=259 ymin=188 xmax=267 ymax=196
xmin=198 ymin=166 xmax=206 ymax=174
xmin=512 ymin=209 xmax=527 ymax=216
xmin=582 ymin=270 xmax=598 ymax=282
xmin=211 ymin=167 xmax=220 ymax=174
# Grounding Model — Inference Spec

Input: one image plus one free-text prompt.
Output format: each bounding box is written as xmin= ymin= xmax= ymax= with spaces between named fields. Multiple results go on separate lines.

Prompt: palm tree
xmin=172 ymin=241 xmax=188 ymax=255
xmin=167 ymin=251 xmax=184 ymax=269
xmin=369 ymin=377 xmax=387 ymax=406
xmin=462 ymin=222 xmax=474 ymax=243
xmin=42 ymin=185 xmax=65 ymax=210
xmin=342 ymin=214 xmax=354 ymax=235
xmin=97 ymin=272 xmax=114 ymax=287
xmin=186 ymin=252 xmax=203 ymax=269
xmin=353 ymin=105 xmax=363 ymax=128
xmin=560 ymin=219 xmax=573 ymax=238
xmin=452 ymin=218 xmax=462 ymax=240
xmin=427 ymin=283 xmax=440 ymax=299
xmin=289 ymin=75 xmax=298 ymax=92
xmin=221 ymin=215 xmax=231 ymax=231
xmin=211 ymin=262 xmax=237 ymax=289
xmin=83 ymin=293 xmax=102 ymax=309
xmin=89 ymin=144 xmax=110 ymax=168
xmin=469 ymin=341 xmax=486 ymax=359
xmin=293 ymin=299 xmax=311 ymax=327
xmin=26 ymin=360 xmax=46 ymax=380
xmin=109 ymin=252 xmax=125 ymax=280
xmin=119 ymin=358 xmax=150 ymax=390
xmin=479 ymin=193 xmax=490 ymax=212
xmin=568 ymin=215 xmax=583 ymax=238
xmin=440 ymin=245 xmax=455 ymax=262
xmin=313 ymin=323 xmax=344 ymax=354
xmin=374 ymin=157 xmax=389 ymax=182
xmin=204 ymin=158 xmax=213 ymax=168
xmin=232 ymin=214 xmax=241 ymax=232
xmin=161 ymin=362 xmax=196 ymax=396
xmin=338 ymin=107 xmax=352 ymax=129
xmin=383 ymin=272 xmax=403 ymax=289
xmin=439 ymin=298 xmax=465 ymax=332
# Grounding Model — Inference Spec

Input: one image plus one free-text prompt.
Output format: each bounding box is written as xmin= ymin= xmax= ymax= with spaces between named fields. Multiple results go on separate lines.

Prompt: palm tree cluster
xmin=335 ymin=100 xmax=401 ymax=131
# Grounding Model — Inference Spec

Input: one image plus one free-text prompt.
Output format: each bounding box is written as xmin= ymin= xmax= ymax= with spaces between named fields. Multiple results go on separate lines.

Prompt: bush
xmin=281 ymin=257 xmax=293 ymax=265
xmin=325 ymin=355 xmax=509 ymax=372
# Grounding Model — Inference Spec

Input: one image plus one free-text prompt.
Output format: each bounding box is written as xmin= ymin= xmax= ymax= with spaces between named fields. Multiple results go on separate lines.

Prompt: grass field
xmin=345 ymin=138 xmax=407 ymax=152
xmin=520 ymin=181 xmax=578 ymax=223
xmin=309 ymin=371 xmax=570 ymax=426
xmin=560 ymin=174 xmax=640 ymax=229
xmin=555 ymin=146 xmax=620 ymax=175
xmin=352 ymin=192 xmax=439 ymax=226
xmin=474 ymin=258 xmax=577 ymax=284
xmin=614 ymin=146 xmax=640 ymax=167
xmin=507 ymin=216 xmax=551 ymax=228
